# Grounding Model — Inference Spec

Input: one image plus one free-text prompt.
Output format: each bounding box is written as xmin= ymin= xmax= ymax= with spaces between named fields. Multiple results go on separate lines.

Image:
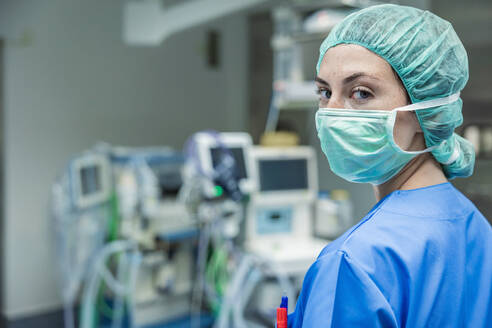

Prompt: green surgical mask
xmin=315 ymin=93 xmax=460 ymax=185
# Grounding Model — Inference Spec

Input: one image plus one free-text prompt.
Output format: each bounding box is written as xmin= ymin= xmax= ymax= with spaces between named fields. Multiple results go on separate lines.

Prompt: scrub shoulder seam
xmin=378 ymin=208 xmax=469 ymax=220
xmin=341 ymin=202 xmax=387 ymax=241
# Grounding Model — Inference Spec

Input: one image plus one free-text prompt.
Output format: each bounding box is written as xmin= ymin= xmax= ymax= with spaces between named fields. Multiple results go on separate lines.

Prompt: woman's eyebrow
xmin=315 ymin=76 xmax=328 ymax=85
xmin=316 ymin=73 xmax=379 ymax=86
xmin=343 ymin=72 xmax=380 ymax=84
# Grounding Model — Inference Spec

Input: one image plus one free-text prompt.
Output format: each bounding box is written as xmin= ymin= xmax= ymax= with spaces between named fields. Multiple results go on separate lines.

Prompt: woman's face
xmin=316 ymin=44 xmax=424 ymax=151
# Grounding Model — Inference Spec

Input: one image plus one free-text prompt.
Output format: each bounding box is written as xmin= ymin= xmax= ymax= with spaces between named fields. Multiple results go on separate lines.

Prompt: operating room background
xmin=0 ymin=0 xmax=491 ymax=326
xmin=0 ymin=0 xmax=250 ymax=323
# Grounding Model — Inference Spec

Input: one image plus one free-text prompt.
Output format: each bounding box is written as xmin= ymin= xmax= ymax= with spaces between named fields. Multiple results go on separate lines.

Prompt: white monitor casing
xmin=71 ymin=153 xmax=112 ymax=209
xmin=194 ymin=132 xmax=255 ymax=194
xmin=246 ymin=146 xmax=318 ymax=243
xmin=249 ymin=146 xmax=318 ymax=203
xmin=245 ymin=146 xmax=325 ymax=275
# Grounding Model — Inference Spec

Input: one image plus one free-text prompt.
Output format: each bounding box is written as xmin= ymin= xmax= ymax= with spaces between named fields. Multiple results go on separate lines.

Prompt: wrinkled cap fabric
xmin=316 ymin=4 xmax=474 ymax=179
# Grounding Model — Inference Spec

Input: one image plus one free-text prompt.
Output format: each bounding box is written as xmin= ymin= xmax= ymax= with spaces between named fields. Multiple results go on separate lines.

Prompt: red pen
xmin=276 ymin=307 xmax=287 ymax=328
xmin=276 ymin=295 xmax=288 ymax=328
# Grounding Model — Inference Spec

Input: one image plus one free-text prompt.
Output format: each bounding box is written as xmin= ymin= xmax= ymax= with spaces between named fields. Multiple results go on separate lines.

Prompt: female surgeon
xmin=287 ymin=4 xmax=491 ymax=327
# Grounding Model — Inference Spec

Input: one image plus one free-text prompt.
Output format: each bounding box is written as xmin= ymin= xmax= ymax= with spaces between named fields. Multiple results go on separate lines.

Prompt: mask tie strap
xmin=388 ymin=92 xmax=461 ymax=154
xmin=394 ymin=92 xmax=460 ymax=112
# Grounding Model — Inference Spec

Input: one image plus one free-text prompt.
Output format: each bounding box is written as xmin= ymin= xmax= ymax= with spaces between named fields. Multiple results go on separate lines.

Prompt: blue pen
xmin=280 ymin=295 xmax=288 ymax=309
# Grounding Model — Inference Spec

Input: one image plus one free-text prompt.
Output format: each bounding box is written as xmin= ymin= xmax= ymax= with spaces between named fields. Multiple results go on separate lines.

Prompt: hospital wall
xmin=0 ymin=0 xmax=248 ymax=320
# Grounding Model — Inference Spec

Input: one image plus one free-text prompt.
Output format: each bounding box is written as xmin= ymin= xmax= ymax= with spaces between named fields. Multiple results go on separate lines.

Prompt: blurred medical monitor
xmin=250 ymin=146 xmax=317 ymax=201
xmin=210 ymin=146 xmax=248 ymax=181
xmin=195 ymin=132 xmax=255 ymax=193
xmin=258 ymin=158 xmax=308 ymax=191
xmin=70 ymin=152 xmax=111 ymax=209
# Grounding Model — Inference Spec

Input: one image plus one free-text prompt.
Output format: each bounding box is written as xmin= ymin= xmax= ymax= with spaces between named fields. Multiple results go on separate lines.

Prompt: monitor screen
xmin=80 ymin=165 xmax=102 ymax=196
xmin=259 ymin=158 xmax=308 ymax=191
xmin=210 ymin=147 xmax=247 ymax=180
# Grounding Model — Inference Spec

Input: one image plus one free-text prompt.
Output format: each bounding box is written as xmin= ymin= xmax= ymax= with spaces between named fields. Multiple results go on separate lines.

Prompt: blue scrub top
xmin=288 ymin=183 xmax=491 ymax=327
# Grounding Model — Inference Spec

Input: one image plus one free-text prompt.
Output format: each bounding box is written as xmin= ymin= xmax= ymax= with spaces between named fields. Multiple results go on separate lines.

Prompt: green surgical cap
xmin=316 ymin=4 xmax=474 ymax=179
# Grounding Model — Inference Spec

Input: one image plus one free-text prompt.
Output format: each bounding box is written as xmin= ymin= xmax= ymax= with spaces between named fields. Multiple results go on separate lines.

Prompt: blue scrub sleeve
xmin=288 ymin=250 xmax=398 ymax=327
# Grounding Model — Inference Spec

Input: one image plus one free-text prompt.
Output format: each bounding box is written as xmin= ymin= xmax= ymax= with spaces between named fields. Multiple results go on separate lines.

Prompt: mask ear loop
xmin=385 ymin=112 xmax=436 ymax=154
xmin=392 ymin=92 xmax=461 ymax=112
xmin=385 ymin=92 xmax=461 ymax=154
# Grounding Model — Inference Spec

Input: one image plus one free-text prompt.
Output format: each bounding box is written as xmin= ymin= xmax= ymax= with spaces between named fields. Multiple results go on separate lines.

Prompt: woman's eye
xmin=352 ymin=89 xmax=372 ymax=100
xmin=317 ymin=89 xmax=331 ymax=99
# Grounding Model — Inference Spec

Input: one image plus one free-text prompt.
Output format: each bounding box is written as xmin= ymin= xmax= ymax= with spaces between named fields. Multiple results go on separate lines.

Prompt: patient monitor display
xmin=210 ymin=146 xmax=248 ymax=181
xmin=71 ymin=153 xmax=111 ymax=209
xmin=80 ymin=165 xmax=102 ymax=196
xmin=258 ymin=158 xmax=308 ymax=192
xmin=195 ymin=132 xmax=254 ymax=196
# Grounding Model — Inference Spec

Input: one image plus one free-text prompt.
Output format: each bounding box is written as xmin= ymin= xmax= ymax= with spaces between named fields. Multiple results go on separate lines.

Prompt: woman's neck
xmin=373 ymin=152 xmax=448 ymax=201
